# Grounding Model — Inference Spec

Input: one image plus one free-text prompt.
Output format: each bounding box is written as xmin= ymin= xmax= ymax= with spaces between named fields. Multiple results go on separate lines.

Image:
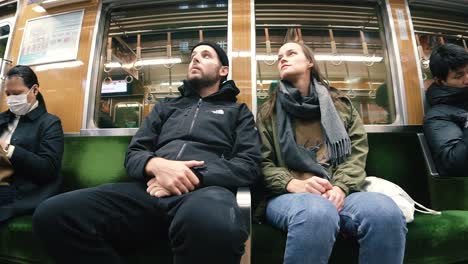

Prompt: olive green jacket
xmin=255 ymin=93 xmax=368 ymax=219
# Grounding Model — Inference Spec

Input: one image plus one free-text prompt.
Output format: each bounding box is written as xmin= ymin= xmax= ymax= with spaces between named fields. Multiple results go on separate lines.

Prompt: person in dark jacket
xmin=97 ymin=101 xmax=116 ymax=128
xmin=424 ymin=44 xmax=468 ymax=177
xmin=33 ymin=42 xmax=261 ymax=264
xmin=0 ymin=65 xmax=64 ymax=223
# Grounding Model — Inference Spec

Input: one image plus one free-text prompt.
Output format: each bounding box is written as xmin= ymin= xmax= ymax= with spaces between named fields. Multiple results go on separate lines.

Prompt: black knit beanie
xmin=191 ymin=41 xmax=229 ymax=66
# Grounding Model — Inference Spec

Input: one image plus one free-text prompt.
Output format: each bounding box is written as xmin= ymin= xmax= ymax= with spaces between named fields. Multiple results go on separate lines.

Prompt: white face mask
xmin=7 ymin=89 xmax=32 ymax=116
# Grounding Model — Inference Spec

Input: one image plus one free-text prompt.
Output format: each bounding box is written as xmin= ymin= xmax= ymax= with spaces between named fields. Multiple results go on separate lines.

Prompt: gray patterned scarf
xmin=276 ymin=79 xmax=351 ymax=180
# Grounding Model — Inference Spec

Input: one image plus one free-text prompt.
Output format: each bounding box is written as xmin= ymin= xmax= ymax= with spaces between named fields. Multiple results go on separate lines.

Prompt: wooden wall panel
xmin=388 ymin=0 xmax=424 ymax=124
xmin=6 ymin=0 xmax=99 ymax=133
xmin=231 ymin=0 xmax=252 ymax=110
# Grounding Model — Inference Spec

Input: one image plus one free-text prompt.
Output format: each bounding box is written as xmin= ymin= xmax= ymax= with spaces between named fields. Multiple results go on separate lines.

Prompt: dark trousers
xmin=33 ymin=182 xmax=248 ymax=264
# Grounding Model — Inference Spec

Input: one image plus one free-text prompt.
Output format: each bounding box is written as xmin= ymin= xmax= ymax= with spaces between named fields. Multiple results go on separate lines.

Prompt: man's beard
xmin=187 ymin=72 xmax=220 ymax=91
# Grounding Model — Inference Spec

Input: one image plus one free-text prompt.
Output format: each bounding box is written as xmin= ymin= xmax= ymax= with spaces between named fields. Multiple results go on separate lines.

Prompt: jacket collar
xmin=426 ymin=83 xmax=468 ymax=108
xmin=0 ymin=102 xmax=47 ymax=126
xmin=178 ymin=80 xmax=240 ymax=102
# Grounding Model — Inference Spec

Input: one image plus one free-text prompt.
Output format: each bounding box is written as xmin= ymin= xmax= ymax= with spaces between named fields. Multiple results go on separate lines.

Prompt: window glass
xmin=255 ymin=1 xmax=396 ymax=124
xmin=0 ymin=24 xmax=11 ymax=87
xmin=95 ymin=1 xmax=228 ymax=128
xmin=0 ymin=24 xmax=10 ymax=59
xmin=409 ymin=6 xmax=468 ymax=90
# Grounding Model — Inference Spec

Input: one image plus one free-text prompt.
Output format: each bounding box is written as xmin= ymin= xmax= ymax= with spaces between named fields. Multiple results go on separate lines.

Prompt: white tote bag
xmin=360 ymin=177 xmax=441 ymax=223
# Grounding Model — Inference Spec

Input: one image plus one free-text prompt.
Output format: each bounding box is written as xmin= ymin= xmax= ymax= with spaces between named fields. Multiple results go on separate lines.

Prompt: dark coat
xmin=125 ymin=80 xmax=262 ymax=189
xmin=423 ymin=83 xmax=468 ymax=177
xmin=0 ymin=101 xmax=64 ymax=222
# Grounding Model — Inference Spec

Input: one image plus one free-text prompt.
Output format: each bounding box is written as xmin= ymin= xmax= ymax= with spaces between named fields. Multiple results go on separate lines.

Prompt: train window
xmin=0 ymin=25 xmax=10 ymax=59
xmin=409 ymin=2 xmax=468 ymax=90
xmin=255 ymin=1 xmax=396 ymax=125
xmin=94 ymin=1 xmax=228 ymax=129
xmin=0 ymin=0 xmax=16 ymax=77
xmin=0 ymin=23 xmax=12 ymax=88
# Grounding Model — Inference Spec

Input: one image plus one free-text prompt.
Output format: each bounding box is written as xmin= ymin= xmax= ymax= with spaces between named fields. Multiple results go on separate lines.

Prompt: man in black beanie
xmin=188 ymin=41 xmax=230 ymax=91
xmin=34 ymin=42 xmax=261 ymax=264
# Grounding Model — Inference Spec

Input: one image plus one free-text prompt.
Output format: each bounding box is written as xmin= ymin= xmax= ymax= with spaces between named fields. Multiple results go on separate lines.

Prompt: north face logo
xmin=211 ymin=110 xmax=224 ymax=115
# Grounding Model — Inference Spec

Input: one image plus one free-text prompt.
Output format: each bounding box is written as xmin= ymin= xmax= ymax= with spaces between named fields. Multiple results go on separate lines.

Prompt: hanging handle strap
xmin=367 ymin=67 xmax=375 ymax=99
xmin=415 ymin=34 xmax=429 ymax=70
xmin=328 ymin=28 xmax=342 ymax=66
xmin=360 ymin=30 xmax=369 ymax=56
xmin=262 ymin=27 xmax=276 ymax=66
xmin=265 ymin=27 xmax=271 ymax=55
xmin=199 ymin=29 xmax=204 ymax=42
xmin=133 ymin=34 xmax=143 ymax=71
xmin=296 ymin=28 xmax=303 ymax=44
xmin=360 ymin=29 xmax=375 ymax=67
xmin=345 ymin=62 xmax=355 ymax=98
xmin=167 ymin=32 xmax=172 ymax=58
xmin=164 ymin=32 xmax=176 ymax=69
xmin=104 ymin=37 xmax=113 ymax=73
xmin=329 ymin=29 xmax=337 ymax=54
xmin=415 ymin=34 xmax=424 ymax=60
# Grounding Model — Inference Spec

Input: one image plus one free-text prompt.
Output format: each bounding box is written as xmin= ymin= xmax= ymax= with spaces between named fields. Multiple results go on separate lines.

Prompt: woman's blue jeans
xmin=266 ymin=192 xmax=407 ymax=264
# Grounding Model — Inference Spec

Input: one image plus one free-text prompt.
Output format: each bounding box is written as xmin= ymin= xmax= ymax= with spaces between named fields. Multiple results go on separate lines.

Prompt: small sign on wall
xmin=395 ymin=9 xmax=409 ymax=41
xmin=18 ymin=10 xmax=84 ymax=66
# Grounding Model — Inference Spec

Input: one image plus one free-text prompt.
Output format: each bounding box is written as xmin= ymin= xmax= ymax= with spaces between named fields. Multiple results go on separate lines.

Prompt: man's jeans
xmin=266 ymin=192 xmax=407 ymax=264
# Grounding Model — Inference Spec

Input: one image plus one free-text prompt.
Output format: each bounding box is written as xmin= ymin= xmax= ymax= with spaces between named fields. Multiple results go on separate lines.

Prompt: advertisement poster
xmin=18 ymin=10 xmax=84 ymax=65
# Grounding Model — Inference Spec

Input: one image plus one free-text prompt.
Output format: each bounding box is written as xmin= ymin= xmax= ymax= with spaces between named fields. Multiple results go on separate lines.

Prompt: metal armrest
xmin=417 ymin=133 xmax=440 ymax=178
xmin=236 ymin=187 xmax=251 ymax=264
xmin=236 ymin=187 xmax=251 ymax=233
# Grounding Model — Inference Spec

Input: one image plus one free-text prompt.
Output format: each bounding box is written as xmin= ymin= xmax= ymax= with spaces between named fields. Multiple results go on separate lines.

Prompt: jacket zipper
xmin=176 ymin=143 xmax=187 ymax=160
xmin=189 ymin=99 xmax=202 ymax=135
xmin=176 ymin=98 xmax=202 ymax=160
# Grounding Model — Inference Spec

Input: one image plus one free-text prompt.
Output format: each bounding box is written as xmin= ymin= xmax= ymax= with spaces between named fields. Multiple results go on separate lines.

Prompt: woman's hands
xmin=286 ymin=175 xmax=345 ymax=211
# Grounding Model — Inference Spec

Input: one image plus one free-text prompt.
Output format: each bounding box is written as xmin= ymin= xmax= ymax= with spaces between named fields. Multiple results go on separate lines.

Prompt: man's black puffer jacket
xmin=424 ymin=83 xmax=468 ymax=177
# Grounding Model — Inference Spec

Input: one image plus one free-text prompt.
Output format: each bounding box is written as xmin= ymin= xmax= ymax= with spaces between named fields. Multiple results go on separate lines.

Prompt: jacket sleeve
xmin=125 ymin=101 xmax=165 ymax=181
xmin=331 ymin=103 xmax=368 ymax=195
xmin=423 ymin=109 xmax=468 ymax=176
xmin=198 ymin=104 xmax=261 ymax=188
xmin=257 ymin=112 xmax=294 ymax=195
xmin=10 ymin=117 xmax=64 ymax=184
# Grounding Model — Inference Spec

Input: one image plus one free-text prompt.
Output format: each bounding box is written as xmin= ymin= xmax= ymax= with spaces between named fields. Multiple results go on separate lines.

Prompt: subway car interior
xmin=0 ymin=0 xmax=467 ymax=263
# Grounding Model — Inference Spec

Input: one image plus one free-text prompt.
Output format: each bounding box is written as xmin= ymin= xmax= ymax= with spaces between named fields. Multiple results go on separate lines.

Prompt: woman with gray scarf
xmin=256 ymin=42 xmax=406 ymax=264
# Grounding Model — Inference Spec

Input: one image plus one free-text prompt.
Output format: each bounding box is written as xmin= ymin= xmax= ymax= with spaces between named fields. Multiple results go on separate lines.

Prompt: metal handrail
xmin=417 ymin=133 xmax=440 ymax=178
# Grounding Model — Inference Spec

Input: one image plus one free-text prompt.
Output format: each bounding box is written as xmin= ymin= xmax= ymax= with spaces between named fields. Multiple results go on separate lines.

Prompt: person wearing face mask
xmin=256 ymin=42 xmax=407 ymax=264
xmin=424 ymin=44 xmax=468 ymax=177
xmin=0 ymin=65 xmax=64 ymax=223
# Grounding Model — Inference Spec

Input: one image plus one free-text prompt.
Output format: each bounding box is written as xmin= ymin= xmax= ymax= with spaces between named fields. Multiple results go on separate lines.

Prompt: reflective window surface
xmin=0 ymin=25 xmax=10 ymax=59
xmin=0 ymin=24 xmax=11 ymax=87
xmin=255 ymin=1 xmax=396 ymax=124
xmin=0 ymin=1 xmax=16 ymax=78
xmin=95 ymin=1 xmax=228 ymax=128
xmin=409 ymin=3 xmax=468 ymax=90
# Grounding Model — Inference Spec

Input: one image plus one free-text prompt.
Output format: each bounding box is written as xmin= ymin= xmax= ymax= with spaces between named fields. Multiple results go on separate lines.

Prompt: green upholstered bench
xmin=0 ymin=136 xmax=248 ymax=264
xmin=1 ymin=132 xmax=468 ymax=263
xmin=252 ymin=132 xmax=468 ymax=264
